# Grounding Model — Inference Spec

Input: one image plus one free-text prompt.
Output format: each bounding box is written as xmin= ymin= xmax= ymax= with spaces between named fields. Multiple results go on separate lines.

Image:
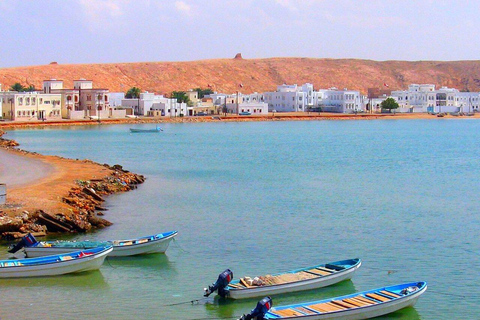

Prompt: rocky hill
xmin=1 ymin=57 xmax=480 ymax=95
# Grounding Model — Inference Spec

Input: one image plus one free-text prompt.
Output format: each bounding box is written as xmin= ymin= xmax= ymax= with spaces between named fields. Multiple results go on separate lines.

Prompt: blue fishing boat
xmin=0 ymin=246 xmax=112 ymax=278
xmin=204 ymin=259 xmax=361 ymax=299
xmin=239 ymin=281 xmax=427 ymax=320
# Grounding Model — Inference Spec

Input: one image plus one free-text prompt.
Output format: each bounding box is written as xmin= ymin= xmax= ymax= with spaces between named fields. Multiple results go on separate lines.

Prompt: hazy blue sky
xmin=0 ymin=0 xmax=478 ymax=67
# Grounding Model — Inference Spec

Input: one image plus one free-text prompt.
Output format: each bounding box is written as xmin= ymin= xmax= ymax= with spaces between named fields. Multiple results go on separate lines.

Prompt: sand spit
xmin=0 ymin=129 xmax=145 ymax=240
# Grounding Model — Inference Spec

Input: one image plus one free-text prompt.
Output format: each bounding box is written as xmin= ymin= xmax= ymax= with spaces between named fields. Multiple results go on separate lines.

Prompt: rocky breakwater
xmin=60 ymin=164 xmax=145 ymax=232
xmin=0 ymin=129 xmax=146 ymax=240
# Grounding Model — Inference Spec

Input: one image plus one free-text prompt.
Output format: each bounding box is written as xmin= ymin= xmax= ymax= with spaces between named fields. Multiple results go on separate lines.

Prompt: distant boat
xmin=10 ymin=231 xmax=178 ymax=258
xmin=204 ymin=259 xmax=361 ymax=299
xmin=0 ymin=246 xmax=112 ymax=278
xmin=129 ymin=126 xmax=163 ymax=133
xmin=239 ymin=281 xmax=427 ymax=320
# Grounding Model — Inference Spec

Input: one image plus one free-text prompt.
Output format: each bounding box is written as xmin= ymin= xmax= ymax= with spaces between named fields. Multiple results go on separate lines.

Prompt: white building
xmin=263 ymin=84 xmax=307 ymax=112
xmin=390 ymin=84 xmax=479 ymax=113
xmin=122 ymin=92 xmax=187 ymax=117
xmin=313 ymin=88 xmax=364 ymax=113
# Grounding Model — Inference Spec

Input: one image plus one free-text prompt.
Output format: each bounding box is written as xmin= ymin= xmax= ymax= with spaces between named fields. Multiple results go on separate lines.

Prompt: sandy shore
xmin=0 ymin=146 xmax=112 ymax=215
xmin=0 ymin=148 xmax=54 ymax=188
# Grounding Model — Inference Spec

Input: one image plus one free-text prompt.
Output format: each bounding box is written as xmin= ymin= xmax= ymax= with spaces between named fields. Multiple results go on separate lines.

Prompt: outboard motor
xmin=238 ymin=296 xmax=272 ymax=320
xmin=204 ymin=269 xmax=233 ymax=298
xmin=8 ymin=233 xmax=38 ymax=253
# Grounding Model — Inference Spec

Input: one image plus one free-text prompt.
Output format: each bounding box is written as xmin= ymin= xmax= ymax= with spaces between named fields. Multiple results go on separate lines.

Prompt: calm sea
xmin=1 ymin=119 xmax=479 ymax=320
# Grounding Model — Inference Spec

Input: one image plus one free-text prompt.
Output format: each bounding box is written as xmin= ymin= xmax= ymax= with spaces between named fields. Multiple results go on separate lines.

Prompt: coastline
xmin=1 ymin=111 xmax=478 ymax=130
xmin=0 ymin=129 xmax=145 ymax=239
xmin=0 ymin=112 xmax=477 ymax=239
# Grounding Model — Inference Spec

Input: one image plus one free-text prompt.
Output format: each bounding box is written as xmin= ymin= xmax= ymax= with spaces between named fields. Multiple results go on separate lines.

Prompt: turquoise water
xmin=1 ymin=119 xmax=479 ymax=320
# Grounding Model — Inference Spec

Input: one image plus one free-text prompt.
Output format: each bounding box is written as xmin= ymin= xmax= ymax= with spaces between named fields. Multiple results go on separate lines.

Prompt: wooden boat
xmin=205 ymin=259 xmax=361 ymax=299
xmin=129 ymin=126 xmax=163 ymax=133
xmin=0 ymin=246 xmax=112 ymax=278
xmin=16 ymin=231 xmax=178 ymax=258
xmin=239 ymin=281 xmax=427 ymax=320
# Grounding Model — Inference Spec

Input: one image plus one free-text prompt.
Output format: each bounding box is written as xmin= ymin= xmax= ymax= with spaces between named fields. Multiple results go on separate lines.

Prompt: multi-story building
xmin=390 ymin=84 xmax=479 ymax=113
xmin=0 ymin=91 xmax=62 ymax=121
xmin=313 ymin=88 xmax=364 ymax=113
xmin=43 ymin=79 xmax=111 ymax=119
xmin=122 ymin=92 xmax=187 ymax=117
xmin=263 ymin=84 xmax=307 ymax=112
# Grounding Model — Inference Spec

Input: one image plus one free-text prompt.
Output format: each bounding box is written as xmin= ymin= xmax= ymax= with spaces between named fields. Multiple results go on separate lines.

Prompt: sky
xmin=0 ymin=0 xmax=479 ymax=68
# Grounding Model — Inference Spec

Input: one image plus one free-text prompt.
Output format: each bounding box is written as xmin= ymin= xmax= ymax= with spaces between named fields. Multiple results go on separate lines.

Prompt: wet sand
xmin=0 ymin=148 xmax=54 ymax=188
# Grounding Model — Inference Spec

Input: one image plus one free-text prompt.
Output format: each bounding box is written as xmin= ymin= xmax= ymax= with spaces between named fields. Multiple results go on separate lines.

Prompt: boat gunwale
xmin=28 ymin=231 xmax=178 ymax=250
xmin=112 ymin=231 xmax=178 ymax=248
xmin=0 ymin=246 xmax=113 ymax=269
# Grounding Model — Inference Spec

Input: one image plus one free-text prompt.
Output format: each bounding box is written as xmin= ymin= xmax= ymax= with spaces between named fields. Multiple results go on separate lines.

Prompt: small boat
xmin=0 ymin=246 xmax=112 ymax=278
xmin=239 ymin=281 xmax=427 ymax=320
xmin=129 ymin=126 xmax=163 ymax=133
xmin=204 ymin=259 xmax=361 ymax=299
xmin=11 ymin=231 xmax=178 ymax=258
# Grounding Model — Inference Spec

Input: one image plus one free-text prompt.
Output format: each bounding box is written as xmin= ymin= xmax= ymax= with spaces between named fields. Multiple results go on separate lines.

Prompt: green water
xmin=1 ymin=119 xmax=479 ymax=319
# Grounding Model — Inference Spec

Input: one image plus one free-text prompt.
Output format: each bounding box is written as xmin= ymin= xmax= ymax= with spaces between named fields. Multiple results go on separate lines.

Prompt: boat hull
xmin=24 ymin=231 xmax=177 ymax=258
xmin=263 ymin=282 xmax=427 ymax=320
xmin=109 ymin=231 xmax=177 ymax=256
xmin=0 ymin=247 xmax=112 ymax=278
xmin=228 ymin=259 xmax=361 ymax=299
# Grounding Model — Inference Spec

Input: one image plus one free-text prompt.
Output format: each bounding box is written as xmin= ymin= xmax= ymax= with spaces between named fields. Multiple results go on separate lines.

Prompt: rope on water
xmin=187 ymin=316 xmax=238 ymax=320
xmin=358 ymin=266 xmax=398 ymax=275
xmin=163 ymin=297 xmax=208 ymax=306
xmin=172 ymin=237 xmax=189 ymax=253
xmin=105 ymin=256 xmax=117 ymax=269
xmin=429 ymin=289 xmax=467 ymax=298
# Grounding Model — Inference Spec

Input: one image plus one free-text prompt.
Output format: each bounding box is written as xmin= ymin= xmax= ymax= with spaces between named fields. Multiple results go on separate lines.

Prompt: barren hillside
xmin=1 ymin=57 xmax=480 ymax=95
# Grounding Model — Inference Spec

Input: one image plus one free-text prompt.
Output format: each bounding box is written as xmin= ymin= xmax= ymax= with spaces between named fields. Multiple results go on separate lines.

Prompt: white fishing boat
xmin=239 ymin=281 xmax=427 ymax=320
xmin=204 ymin=259 xmax=361 ymax=299
xmin=129 ymin=126 xmax=163 ymax=133
xmin=11 ymin=231 xmax=178 ymax=258
xmin=0 ymin=246 xmax=112 ymax=278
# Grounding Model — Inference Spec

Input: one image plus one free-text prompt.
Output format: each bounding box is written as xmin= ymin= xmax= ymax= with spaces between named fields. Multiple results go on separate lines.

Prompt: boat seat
xmin=352 ymin=296 xmax=378 ymax=305
xmin=366 ymin=293 xmax=391 ymax=302
xmin=346 ymin=297 xmax=376 ymax=306
xmin=295 ymin=307 xmax=318 ymax=315
xmin=303 ymin=269 xmax=327 ymax=276
xmin=330 ymin=300 xmax=356 ymax=309
xmin=305 ymin=269 xmax=331 ymax=276
xmin=316 ymin=266 xmax=335 ymax=273
xmin=308 ymin=302 xmax=344 ymax=313
xmin=270 ymin=308 xmax=304 ymax=317
xmin=380 ymin=290 xmax=400 ymax=298
xmin=228 ymin=283 xmax=245 ymax=289
xmin=342 ymin=298 xmax=368 ymax=307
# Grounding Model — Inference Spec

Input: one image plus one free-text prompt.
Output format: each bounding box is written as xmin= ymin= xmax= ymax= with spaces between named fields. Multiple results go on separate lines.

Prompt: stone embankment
xmin=0 ymin=129 xmax=145 ymax=240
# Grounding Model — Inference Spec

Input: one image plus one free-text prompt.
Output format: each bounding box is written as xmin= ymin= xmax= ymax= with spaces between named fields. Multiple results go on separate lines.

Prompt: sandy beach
xmin=0 ymin=148 xmax=54 ymax=188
